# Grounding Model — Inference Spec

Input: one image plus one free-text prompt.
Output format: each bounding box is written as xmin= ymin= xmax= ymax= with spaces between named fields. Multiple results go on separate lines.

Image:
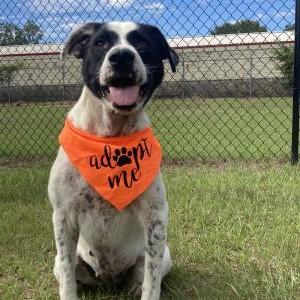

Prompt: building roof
xmin=168 ymin=31 xmax=294 ymax=48
xmin=0 ymin=31 xmax=294 ymax=57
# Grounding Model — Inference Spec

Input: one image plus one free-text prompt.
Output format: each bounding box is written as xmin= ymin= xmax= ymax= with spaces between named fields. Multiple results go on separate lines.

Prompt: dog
xmin=48 ymin=21 xmax=179 ymax=300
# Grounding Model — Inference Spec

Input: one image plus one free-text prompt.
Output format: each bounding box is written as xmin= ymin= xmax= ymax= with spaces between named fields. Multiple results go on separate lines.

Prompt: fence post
xmin=249 ymin=52 xmax=253 ymax=98
xmin=291 ymin=0 xmax=300 ymax=164
xmin=182 ymin=56 xmax=185 ymax=98
xmin=62 ymin=60 xmax=66 ymax=101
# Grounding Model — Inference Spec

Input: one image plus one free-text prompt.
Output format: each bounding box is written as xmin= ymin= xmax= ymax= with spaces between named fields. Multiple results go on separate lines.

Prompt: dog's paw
xmin=141 ymin=291 xmax=160 ymax=300
xmin=60 ymin=290 xmax=78 ymax=300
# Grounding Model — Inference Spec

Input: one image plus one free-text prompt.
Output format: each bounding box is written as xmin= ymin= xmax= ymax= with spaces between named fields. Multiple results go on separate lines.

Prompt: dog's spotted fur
xmin=48 ymin=21 xmax=178 ymax=300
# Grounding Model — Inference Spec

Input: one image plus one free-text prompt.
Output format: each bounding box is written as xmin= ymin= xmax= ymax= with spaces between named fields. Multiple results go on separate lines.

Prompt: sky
xmin=0 ymin=0 xmax=295 ymax=43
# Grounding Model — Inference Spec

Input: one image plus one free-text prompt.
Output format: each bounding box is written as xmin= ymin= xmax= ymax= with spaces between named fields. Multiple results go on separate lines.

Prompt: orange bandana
xmin=59 ymin=119 xmax=162 ymax=211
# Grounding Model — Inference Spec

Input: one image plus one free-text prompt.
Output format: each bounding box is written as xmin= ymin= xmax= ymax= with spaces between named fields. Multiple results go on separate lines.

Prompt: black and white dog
xmin=48 ymin=22 xmax=179 ymax=300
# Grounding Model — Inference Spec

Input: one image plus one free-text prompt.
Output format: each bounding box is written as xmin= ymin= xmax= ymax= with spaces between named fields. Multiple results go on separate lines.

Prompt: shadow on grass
xmin=76 ymin=264 xmax=230 ymax=300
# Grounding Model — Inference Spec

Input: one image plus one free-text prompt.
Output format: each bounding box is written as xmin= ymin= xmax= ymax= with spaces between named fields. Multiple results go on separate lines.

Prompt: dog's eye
xmin=135 ymin=39 xmax=148 ymax=49
xmin=95 ymin=40 xmax=108 ymax=48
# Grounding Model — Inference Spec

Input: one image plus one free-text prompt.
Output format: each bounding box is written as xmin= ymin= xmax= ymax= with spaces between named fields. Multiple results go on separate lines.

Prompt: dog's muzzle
xmin=102 ymin=48 xmax=147 ymax=111
xmin=109 ymin=49 xmax=135 ymax=76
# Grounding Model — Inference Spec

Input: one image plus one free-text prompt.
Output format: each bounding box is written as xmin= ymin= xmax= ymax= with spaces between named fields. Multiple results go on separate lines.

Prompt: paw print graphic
xmin=113 ymin=147 xmax=132 ymax=167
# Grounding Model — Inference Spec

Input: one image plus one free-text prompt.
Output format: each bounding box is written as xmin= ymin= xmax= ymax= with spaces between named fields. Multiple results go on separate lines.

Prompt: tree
xmin=0 ymin=21 xmax=43 ymax=45
xmin=0 ymin=63 xmax=23 ymax=86
xmin=210 ymin=19 xmax=267 ymax=35
xmin=273 ymin=44 xmax=294 ymax=88
xmin=284 ymin=23 xmax=295 ymax=31
xmin=0 ymin=62 xmax=24 ymax=102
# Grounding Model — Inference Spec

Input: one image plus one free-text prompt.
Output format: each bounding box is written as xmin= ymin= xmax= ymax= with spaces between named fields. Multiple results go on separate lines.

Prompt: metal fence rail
xmin=0 ymin=0 xmax=297 ymax=162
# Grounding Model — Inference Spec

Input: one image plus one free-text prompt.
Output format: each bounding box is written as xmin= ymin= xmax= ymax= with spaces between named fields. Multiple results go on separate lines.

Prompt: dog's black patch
xmin=85 ymin=193 xmax=93 ymax=203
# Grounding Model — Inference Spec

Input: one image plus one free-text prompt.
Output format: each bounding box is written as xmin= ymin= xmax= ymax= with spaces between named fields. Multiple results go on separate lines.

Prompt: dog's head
xmin=62 ymin=22 xmax=179 ymax=113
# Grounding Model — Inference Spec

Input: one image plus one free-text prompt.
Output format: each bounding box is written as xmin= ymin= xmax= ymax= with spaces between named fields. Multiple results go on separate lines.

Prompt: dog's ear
xmin=61 ymin=23 xmax=103 ymax=59
xmin=168 ymin=48 xmax=179 ymax=73
xmin=143 ymin=25 xmax=179 ymax=73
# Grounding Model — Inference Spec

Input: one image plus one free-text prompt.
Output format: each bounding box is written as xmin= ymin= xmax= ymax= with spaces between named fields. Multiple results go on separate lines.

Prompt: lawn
xmin=1 ymin=161 xmax=300 ymax=299
xmin=0 ymin=97 xmax=292 ymax=162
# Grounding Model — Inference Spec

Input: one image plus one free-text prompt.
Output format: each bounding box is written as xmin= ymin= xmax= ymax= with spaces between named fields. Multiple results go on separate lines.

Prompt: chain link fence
xmin=0 ymin=0 xmax=296 ymax=163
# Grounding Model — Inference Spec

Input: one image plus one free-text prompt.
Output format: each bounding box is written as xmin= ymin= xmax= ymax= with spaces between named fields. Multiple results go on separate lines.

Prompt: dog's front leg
xmin=139 ymin=203 xmax=168 ymax=300
xmin=53 ymin=211 xmax=79 ymax=300
xmin=142 ymin=217 xmax=167 ymax=300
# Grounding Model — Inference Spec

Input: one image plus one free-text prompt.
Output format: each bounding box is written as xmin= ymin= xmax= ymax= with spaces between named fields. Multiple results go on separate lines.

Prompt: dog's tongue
xmin=108 ymin=86 xmax=139 ymax=106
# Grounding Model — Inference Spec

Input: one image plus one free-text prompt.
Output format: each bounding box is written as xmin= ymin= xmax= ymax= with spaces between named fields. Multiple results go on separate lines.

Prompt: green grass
xmin=1 ymin=162 xmax=300 ymax=299
xmin=0 ymin=97 xmax=293 ymax=162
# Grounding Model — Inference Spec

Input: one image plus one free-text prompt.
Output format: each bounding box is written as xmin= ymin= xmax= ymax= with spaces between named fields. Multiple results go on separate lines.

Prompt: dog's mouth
xmin=103 ymin=80 xmax=147 ymax=111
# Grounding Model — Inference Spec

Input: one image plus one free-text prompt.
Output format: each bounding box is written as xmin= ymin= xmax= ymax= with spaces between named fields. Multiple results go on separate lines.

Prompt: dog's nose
xmin=109 ymin=49 xmax=135 ymax=70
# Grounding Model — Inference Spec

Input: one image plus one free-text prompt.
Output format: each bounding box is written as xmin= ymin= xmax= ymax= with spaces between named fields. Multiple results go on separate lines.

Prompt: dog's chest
xmin=66 ymin=167 xmax=145 ymax=274
xmin=77 ymin=202 xmax=144 ymax=275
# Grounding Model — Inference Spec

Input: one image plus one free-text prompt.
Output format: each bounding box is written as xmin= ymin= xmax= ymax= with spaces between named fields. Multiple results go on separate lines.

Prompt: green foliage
xmin=284 ymin=23 xmax=295 ymax=31
xmin=0 ymin=20 xmax=43 ymax=45
xmin=210 ymin=19 xmax=267 ymax=35
xmin=273 ymin=44 xmax=294 ymax=88
xmin=0 ymin=63 xmax=24 ymax=86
